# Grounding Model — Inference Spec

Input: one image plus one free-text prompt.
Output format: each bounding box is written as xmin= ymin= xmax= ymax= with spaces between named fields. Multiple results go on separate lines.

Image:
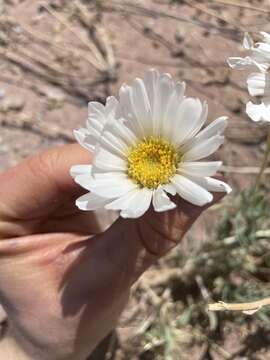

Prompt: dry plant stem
xmin=184 ymin=0 xmax=242 ymax=30
xmin=101 ymin=0 xmax=240 ymax=40
xmin=255 ymin=128 xmax=270 ymax=187
xmin=221 ymin=165 xmax=270 ymax=174
xmin=211 ymin=0 xmax=270 ymax=14
xmin=18 ymin=21 xmax=106 ymax=71
xmin=208 ymin=297 xmax=270 ymax=314
xmin=41 ymin=4 xmax=107 ymax=71
xmin=96 ymin=26 xmax=116 ymax=70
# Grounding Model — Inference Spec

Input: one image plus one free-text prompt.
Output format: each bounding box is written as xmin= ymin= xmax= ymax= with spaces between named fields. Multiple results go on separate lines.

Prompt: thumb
xmin=61 ymin=190 xmax=226 ymax=302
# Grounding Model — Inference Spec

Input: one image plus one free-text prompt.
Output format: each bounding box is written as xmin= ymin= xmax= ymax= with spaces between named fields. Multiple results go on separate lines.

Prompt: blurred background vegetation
xmin=0 ymin=0 xmax=270 ymax=359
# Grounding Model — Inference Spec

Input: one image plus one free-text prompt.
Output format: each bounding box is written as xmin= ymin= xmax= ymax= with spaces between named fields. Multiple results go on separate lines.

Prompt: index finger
xmin=0 ymin=144 xmax=91 ymax=220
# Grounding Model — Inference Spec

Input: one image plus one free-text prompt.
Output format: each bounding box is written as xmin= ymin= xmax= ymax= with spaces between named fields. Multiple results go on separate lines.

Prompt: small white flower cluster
xmin=228 ymin=32 xmax=270 ymax=123
xmin=71 ymin=70 xmax=231 ymax=218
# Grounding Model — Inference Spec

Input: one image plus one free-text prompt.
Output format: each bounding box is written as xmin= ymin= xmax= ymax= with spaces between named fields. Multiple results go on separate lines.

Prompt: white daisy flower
xmin=246 ymin=100 xmax=270 ymax=123
xmin=228 ymin=32 xmax=270 ymax=73
xmin=228 ymin=32 xmax=270 ymax=123
xmin=71 ymin=70 xmax=231 ymax=219
xmin=245 ymin=72 xmax=270 ymax=122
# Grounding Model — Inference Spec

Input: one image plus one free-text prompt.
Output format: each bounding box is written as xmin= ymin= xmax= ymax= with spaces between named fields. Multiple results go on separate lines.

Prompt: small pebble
xmin=0 ymin=96 xmax=25 ymax=113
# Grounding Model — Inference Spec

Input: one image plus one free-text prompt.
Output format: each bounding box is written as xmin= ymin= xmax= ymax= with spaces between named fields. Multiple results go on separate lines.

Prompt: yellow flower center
xmin=127 ymin=136 xmax=179 ymax=189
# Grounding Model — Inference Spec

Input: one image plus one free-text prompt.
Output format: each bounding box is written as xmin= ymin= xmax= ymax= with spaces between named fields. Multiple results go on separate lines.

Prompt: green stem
xmin=255 ymin=128 xmax=270 ymax=188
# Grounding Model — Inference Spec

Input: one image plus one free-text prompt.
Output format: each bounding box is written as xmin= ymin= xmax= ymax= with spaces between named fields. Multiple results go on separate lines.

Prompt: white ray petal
xmin=86 ymin=112 xmax=104 ymax=134
xmin=143 ymin=69 xmax=159 ymax=113
xmin=163 ymin=81 xmax=186 ymax=140
xmin=88 ymin=96 xmax=118 ymax=125
xmin=87 ymin=176 xmax=138 ymax=198
xmin=243 ymin=32 xmax=254 ymax=49
xmin=187 ymin=176 xmax=232 ymax=194
xmin=119 ymin=188 xmax=153 ymax=218
xmin=76 ymin=192 xmax=110 ymax=211
xmin=105 ymin=187 xmax=141 ymax=211
xmin=249 ymin=49 xmax=270 ymax=72
xmin=105 ymin=96 xmax=119 ymax=115
xmin=74 ymin=129 xmax=95 ymax=152
xmin=227 ymin=56 xmax=254 ymax=69
xmin=74 ymin=174 xmax=93 ymax=191
xmin=94 ymin=172 xmax=129 ymax=180
xmin=180 ymin=116 xmax=227 ymax=154
xmin=171 ymin=98 xmax=203 ymax=146
xmin=261 ymin=32 xmax=270 ymax=45
xmin=163 ymin=183 xmax=177 ymax=196
xmin=179 ymin=161 xmax=222 ymax=177
xmin=70 ymin=164 xmax=92 ymax=178
xmin=153 ymin=73 xmax=174 ymax=136
xmin=131 ymin=78 xmax=152 ymax=135
xmin=171 ymin=174 xmax=213 ymax=206
xmin=183 ymin=135 xmax=224 ymax=161
xmin=94 ymin=147 xmax=127 ymax=171
xmin=246 ymin=101 xmax=270 ymax=122
xmin=177 ymin=100 xmax=208 ymax=145
xmin=88 ymin=102 xmax=107 ymax=126
xmin=119 ymin=84 xmax=145 ymax=138
xmin=100 ymin=130 xmax=129 ymax=157
xmin=256 ymin=42 xmax=270 ymax=55
xmin=175 ymin=81 xmax=186 ymax=98
xmin=153 ymin=187 xmax=176 ymax=212
xmin=102 ymin=117 xmax=138 ymax=147
xmin=247 ymin=72 xmax=270 ymax=97
xmin=195 ymin=116 xmax=228 ymax=142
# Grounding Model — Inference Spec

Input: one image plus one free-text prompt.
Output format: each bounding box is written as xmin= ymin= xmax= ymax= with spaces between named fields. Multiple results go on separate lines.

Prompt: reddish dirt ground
xmin=0 ymin=1 xmax=270 ymax=359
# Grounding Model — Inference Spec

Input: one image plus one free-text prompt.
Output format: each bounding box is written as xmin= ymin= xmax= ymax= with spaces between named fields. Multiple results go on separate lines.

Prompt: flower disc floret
xmin=127 ymin=136 xmax=179 ymax=189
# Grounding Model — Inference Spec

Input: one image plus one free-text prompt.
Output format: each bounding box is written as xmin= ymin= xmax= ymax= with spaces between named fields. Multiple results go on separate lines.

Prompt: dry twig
xmin=208 ymin=297 xmax=270 ymax=315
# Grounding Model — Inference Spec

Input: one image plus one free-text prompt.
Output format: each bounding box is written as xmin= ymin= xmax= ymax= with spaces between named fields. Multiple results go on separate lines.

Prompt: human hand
xmin=0 ymin=144 xmax=225 ymax=360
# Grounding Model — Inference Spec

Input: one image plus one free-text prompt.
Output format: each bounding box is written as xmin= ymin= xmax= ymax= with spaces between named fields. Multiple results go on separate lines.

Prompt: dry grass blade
xmin=96 ymin=26 xmax=116 ymax=71
xmin=41 ymin=3 xmax=108 ymax=72
xmin=208 ymin=297 xmax=270 ymax=314
xmin=18 ymin=21 xmax=102 ymax=70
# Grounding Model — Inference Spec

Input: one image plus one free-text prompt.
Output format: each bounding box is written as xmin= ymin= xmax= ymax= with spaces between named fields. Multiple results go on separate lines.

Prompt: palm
xmin=0 ymin=144 xmax=224 ymax=360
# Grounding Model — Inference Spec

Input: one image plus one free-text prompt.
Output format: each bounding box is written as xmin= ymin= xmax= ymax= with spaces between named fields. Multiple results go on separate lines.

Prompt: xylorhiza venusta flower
xmin=71 ymin=70 xmax=231 ymax=218
xmin=228 ymin=32 xmax=270 ymax=123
